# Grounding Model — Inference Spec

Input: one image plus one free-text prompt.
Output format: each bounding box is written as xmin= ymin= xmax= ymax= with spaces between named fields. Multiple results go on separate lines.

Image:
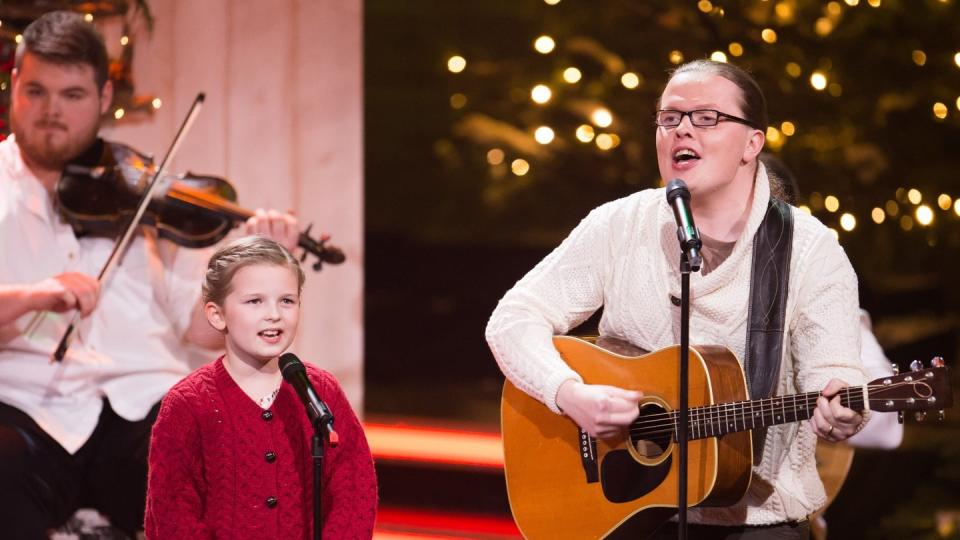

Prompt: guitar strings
xmin=616 ymin=380 xmax=925 ymax=439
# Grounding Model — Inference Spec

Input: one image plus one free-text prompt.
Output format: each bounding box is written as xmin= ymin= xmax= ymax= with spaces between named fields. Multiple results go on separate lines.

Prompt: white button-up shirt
xmin=0 ymin=136 xmax=210 ymax=453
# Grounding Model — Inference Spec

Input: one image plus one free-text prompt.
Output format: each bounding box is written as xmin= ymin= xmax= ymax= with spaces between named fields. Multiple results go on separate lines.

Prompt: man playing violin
xmin=0 ymin=11 xmax=300 ymax=538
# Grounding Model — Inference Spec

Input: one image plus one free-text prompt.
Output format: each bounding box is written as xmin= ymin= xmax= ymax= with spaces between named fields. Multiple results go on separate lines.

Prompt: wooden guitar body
xmin=501 ymin=336 xmax=753 ymax=539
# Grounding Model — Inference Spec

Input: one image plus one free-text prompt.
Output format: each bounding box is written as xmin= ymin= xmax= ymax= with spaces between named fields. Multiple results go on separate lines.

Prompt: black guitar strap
xmin=744 ymin=198 xmax=794 ymax=464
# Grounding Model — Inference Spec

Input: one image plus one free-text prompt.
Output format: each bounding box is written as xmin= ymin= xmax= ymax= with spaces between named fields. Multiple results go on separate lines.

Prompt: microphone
xmin=665 ymin=179 xmax=703 ymax=271
xmin=279 ymin=353 xmax=338 ymax=445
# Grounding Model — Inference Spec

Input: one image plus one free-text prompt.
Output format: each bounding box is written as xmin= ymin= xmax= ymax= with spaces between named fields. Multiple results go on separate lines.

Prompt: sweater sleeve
xmin=485 ymin=203 xmax=615 ymax=413
xmin=789 ymin=226 xmax=866 ymax=395
xmin=145 ymin=385 xmax=211 ymax=539
xmin=318 ymin=373 xmax=378 ymax=538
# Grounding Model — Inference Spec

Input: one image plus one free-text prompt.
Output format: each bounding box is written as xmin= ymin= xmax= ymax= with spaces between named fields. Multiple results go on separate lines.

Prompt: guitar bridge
xmin=578 ymin=427 xmax=599 ymax=483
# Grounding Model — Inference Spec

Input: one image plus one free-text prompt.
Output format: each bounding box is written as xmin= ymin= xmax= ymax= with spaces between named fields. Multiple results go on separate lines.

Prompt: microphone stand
xmin=313 ymin=413 xmax=337 ymax=540
xmin=676 ymin=250 xmax=695 ymax=540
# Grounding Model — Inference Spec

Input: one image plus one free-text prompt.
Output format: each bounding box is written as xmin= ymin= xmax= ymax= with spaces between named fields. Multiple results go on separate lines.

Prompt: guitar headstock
xmin=867 ymin=358 xmax=953 ymax=421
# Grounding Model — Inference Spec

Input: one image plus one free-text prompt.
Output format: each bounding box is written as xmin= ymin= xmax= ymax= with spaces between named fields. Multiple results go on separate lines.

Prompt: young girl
xmin=145 ymin=236 xmax=377 ymax=539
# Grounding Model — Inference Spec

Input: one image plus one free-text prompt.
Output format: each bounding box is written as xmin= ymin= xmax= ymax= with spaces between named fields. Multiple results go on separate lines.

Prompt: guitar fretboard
xmin=633 ymin=386 xmax=866 ymax=441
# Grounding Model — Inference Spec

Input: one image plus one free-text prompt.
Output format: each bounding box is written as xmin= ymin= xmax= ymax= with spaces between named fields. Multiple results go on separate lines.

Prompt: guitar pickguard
xmin=600 ymin=449 xmax=672 ymax=503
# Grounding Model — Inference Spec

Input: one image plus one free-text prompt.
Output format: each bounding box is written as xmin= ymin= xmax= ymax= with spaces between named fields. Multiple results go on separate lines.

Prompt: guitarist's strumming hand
xmin=556 ymin=380 xmax=642 ymax=439
xmin=810 ymin=378 xmax=865 ymax=442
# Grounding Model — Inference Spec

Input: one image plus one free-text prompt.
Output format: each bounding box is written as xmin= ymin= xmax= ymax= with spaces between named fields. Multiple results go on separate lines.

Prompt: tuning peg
xmin=939 ymin=410 xmax=946 ymax=421
xmin=914 ymin=411 xmax=927 ymax=422
xmin=910 ymin=359 xmax=923 ymax=372
xmin=897 ymin=411 xmax=904 ymax=424
xmin=931 ymin=357 xmax=945 ymax=368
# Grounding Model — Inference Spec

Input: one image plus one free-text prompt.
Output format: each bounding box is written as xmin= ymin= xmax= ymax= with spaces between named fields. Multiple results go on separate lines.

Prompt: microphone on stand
xmin=665 ymin=179 xmax=703 ymax=272
xmin=279 ymin=352 xmax=338 ymax=446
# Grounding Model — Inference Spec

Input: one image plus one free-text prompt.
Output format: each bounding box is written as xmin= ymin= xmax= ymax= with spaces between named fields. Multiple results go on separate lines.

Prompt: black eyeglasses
xmin=655 ymin=109 xmax=758 ymax=129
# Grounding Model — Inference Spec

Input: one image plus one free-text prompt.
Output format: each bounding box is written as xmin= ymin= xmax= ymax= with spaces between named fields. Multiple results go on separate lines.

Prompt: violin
xmin=56 ymin=138 xmax=345 ymax=271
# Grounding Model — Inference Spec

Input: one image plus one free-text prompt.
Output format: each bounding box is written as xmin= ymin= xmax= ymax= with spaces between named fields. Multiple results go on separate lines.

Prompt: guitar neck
xmin=674 ymin=386 xmax=866 ymax=441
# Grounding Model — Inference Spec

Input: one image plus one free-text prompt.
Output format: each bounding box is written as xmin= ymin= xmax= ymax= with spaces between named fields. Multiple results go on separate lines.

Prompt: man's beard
xmin=11 ymin=113 xmax=100 ymax=171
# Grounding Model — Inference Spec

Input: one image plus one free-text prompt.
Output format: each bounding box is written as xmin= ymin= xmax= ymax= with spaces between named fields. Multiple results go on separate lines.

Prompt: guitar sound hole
xmin=630 ymin=403 xmax=671 ymax=458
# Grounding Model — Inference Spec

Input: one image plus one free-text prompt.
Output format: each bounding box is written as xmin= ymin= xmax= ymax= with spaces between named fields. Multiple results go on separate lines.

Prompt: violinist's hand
xmin=245 ymin=209 xmax=300 ymax=253
xmin=810 ymin=378 xmax=864 ymax=442
xmin=31 ymin=272 xmax=100 ymax=317
xmin=556 ymin=379 xmax=642 ymax=439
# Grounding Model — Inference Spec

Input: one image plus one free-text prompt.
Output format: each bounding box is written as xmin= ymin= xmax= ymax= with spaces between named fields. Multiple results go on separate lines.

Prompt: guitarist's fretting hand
xmin=556 ymin=380 xmax=642 ymax=439
xmin=810 ymin=378 xmax=865 ymax=442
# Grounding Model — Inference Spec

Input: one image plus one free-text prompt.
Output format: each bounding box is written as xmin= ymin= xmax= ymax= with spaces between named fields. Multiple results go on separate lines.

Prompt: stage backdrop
xmin=105 ymin=0 xmax=365 ymax=409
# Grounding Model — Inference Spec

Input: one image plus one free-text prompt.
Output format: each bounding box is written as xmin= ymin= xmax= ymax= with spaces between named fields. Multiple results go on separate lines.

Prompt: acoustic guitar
xmin=501 ymin=336 xmax=952 ymax=539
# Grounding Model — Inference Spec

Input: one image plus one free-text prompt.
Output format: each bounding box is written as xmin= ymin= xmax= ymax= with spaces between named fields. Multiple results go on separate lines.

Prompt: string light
xmin=621 ymin=72 xmax=641 ymax=89
xmin=698 ymin=0 xmax=713 ymax=13
xmin=867 ymin=0 xmax=881 ymax=6
xmin=591 ymin=108 xmax=613 ymax=127
xmin=826 ymin=1 xmax=843 ymax=15
xmin=954 ymin=52 xmax=960 ymax=68
xmin=563 ymin=67 xmax=582 ymax=83
xmin=885 ymin=200 xmax=900 ymax=217
xmin=84 ymin=13 xmax=93 ymax=22
xmin=912 ymin=50 xmax=927 ymax=66
xmin=120 ymin=36 xmax=129 ymax=46
xmin=799 ymin=205 xmax=812 ymax=215
xmin=152 ymin=98 xmax=162 ymax=109
xmin=14 ymin=34 xmax=22 ymax=44
xmin=775 ymin=2 xmax=795 ymax=22
xmin=669 ymin=50 xmax=684 ymax=64
xmin=534 ymin=126 xmax=555 ymax=144
xmin=954 ymin=199 xmax=960 ymax=217
xmin=531 ymin=84 xmax=552 ymax=104
xmin=447 ymin=55 xmax=466 ymax=73
xmin=938 ymin=194 xmax=952 ymax=210
xmin=933 ymin=102 xmax=948 ymax=120
xmin=114 ymin=108 xmax=125 ymax=120
xmin=916 ymin=205 xmax=934 ymax=226
xmin=908 ymin=188 xmax=922 ymax=204
xmin=534 ymin=36 xmax=556 ymax=54
xmin=825 ymin=195 xmax=840 ymax=212
xmin=450 ymin=93 xmax=467 ymax=109
xmin=828 ymin=83 xmax=843 ymax=97
xmin=845 ymin=0 xmax=859 ymax=5
xmin=543 ymin=0 xmax=560 ymax=4
xmin=487 ymin=149 xmax=505 ymax=165
xmin=840 ymin=213 xmax=857 ymax=231
xmin=781 ymin=121 xmax=796 ymax=135
xmin=766 ymin=127 xmax=784 ymax=150
xmin=596 ymin=134 xmax=615 ymax=150
xmin=711 ymin=51 xmax=728 ymax=63
xmin=728 ymin=42 xmax=744 ymax=57
xmin=871 ymin=207 xmax=886 ymax=224
xmin=575 ymin=124 xmax=595 ymax=142
xmin=956 ymin=96 xmax=960 ymax=111
xmin=900 ymin=215 xmax=914 ymax=231
xmin=810 ymin=71 xmax=828 ymax=90
xmin=761 ymin=29 xmax=778 ymax=44
xmin=511 ymin=159 xmax=530 ymax=176
xmin=785 ymin=62 xmax=802 ymax=78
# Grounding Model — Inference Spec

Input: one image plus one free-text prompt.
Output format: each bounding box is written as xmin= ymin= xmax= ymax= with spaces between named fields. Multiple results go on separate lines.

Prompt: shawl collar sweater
xmin=145 ymin=358 xmax=377 ymax=539
xmin=486 ymin=166 xmax=865 ymax=524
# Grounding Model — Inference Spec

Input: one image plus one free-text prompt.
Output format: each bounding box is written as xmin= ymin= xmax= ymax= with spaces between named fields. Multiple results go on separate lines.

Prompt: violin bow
xmin=48 ymin=93 xmax=207 ymax=362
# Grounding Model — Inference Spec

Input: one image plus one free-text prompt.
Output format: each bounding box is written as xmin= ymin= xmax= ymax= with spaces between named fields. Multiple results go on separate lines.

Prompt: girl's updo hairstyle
xmin=664 ymin=59 xmax=769 ymax=133
xmin=202 ymin=235 xmax=306 ymax=307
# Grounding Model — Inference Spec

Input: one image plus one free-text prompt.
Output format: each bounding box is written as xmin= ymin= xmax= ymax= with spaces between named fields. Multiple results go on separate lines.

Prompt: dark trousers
xmin=0 ymin=398 xmax=161 ymax=540
xmin=651 ymin=520 xmax=810 ymax=539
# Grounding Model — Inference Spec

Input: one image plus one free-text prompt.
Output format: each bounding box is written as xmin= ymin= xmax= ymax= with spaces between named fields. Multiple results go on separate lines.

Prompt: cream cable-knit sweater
xmin=485 ymin=166 xmax=865 ymax=525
